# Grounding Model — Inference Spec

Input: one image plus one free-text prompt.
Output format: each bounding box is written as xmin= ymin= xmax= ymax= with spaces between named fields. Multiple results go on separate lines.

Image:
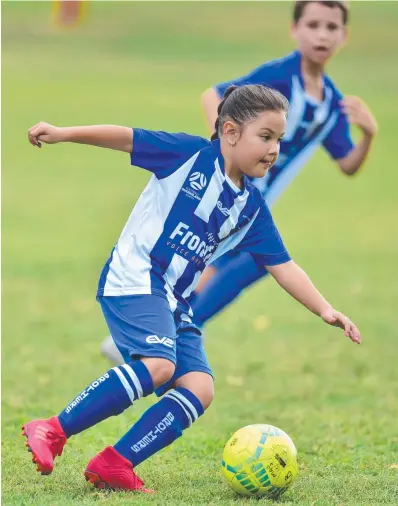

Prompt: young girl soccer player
xmin=24 ymin=85 xmax=360 ymax=492
xmin=100 ymin=1 xmax=376 ymax=364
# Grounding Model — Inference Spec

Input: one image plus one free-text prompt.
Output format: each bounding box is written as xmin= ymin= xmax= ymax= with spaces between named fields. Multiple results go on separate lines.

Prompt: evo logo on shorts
xmin=146 ymin=335 xmax=174 ymax=348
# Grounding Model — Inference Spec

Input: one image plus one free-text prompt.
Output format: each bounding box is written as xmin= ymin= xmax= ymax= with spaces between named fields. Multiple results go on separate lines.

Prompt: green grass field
xmin=2 ymin=2 xmax=398 ymax=504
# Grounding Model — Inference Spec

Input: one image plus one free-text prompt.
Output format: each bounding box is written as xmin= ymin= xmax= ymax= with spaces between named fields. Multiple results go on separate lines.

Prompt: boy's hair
xmin=211 ymin=85 xmax=289 ymax=141
xmin=293 ymin=1 xmax=349 ymax=25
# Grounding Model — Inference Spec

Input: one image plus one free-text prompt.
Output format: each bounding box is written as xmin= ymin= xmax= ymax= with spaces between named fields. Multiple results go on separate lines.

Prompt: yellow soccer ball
xmin=221 ymin=424 xmax=299 ymax=498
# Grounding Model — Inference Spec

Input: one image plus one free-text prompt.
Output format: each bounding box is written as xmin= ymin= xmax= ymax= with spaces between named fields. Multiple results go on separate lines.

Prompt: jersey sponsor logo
xmin=189 ymin=172 xmax=207 ymax=191
xmin=146 ymin=335 xmax=174 ymax=348
xmin=167 ymin=221 xmax=218 ymax=265
xmin=216 ymin=201 xmax=230 ymax=217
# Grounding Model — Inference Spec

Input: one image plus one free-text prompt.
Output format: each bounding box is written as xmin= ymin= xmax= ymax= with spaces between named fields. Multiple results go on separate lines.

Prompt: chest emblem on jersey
xmin=189 ymin=172 xmax=207 ymax=191
xmin=181 ymin=172 xmax=208 ymax=201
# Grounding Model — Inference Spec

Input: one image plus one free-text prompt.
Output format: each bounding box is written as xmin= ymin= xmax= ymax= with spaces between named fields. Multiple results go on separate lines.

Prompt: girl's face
xmin=223 ymin=110 xmax=286 ymax=179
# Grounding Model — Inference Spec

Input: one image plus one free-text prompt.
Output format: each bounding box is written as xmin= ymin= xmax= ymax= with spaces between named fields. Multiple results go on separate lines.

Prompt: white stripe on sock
xmin=169 ymin=390 xmax=199 ymax=421
xmin=121 ymin=364 xmax=144 ymax=399
xmin=165 ymin=391 xmax=193 ymax=427
xmin=112 ymin=367 xmax=135 ymax=403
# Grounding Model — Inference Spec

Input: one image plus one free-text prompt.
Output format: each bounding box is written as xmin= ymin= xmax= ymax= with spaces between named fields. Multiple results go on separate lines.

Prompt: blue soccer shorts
xmin=98 ymin=294 xmax=213 ymax=396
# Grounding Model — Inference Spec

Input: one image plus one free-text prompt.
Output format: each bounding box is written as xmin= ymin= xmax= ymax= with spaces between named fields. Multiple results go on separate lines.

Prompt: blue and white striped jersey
xmin=215 ymin=51 xmax=354 ymax=207
xmin=97 ymin=130 xmax=290 ymax=317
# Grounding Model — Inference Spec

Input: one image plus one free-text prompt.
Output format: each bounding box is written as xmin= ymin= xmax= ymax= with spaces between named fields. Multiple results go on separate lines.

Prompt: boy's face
xmin=291 ymin=2 xmax=347 ymax=64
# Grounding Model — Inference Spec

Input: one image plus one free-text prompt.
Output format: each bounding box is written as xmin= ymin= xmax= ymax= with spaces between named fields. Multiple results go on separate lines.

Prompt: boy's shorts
xmin=98 ymin=294 xmax=213 ymax=396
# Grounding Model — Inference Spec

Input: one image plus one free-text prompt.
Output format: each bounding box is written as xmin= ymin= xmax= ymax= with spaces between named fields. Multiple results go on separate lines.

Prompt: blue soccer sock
xmin=114 ymin=387 xmax=204 ymax=466
xmin=58 ymin=361 xmax=153 ymax=438
xmin=191 ymin=254 xmax=268 ymax=327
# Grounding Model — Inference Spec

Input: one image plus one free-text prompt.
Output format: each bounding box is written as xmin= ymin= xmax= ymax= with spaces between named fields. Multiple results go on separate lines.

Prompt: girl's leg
xmin=22 ymin=294 xmax=178 ymax=475
xmin=58 ymin=356 xmax=174 ymax=438
xmin=22 ymin=356 xmax=174 ymax=475
xmin=111 ymin=371 xmax=213 ymax=467
xmin=85 ymin=320 xmax=213 ymax=490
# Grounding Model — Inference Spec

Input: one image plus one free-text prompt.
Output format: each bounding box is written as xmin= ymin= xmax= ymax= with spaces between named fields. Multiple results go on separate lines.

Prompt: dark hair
xmin=293 ymin=1 xmax=349 ymax=25
xmin=211 ymin=85 xmax=289 ymax=141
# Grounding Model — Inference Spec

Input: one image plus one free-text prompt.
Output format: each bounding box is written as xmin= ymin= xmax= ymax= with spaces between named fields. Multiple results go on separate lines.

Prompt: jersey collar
xmin=211 ymin=139 xmax=248 ymax=196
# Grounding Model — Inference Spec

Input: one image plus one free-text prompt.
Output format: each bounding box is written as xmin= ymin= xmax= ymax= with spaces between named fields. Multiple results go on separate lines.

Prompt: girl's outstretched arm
xmin=28 ymin=122 xmax=133 ymax=153
xmin=266 ymin=260 xmax=361 ymax=344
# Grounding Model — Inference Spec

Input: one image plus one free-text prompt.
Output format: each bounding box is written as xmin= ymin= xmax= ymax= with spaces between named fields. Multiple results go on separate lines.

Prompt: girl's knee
xmin=175 ymin=372 xmax=214 ymax=410
xmin=141 ymin=357 xmax=175 ymax=388
xmin=199 ymin=380 xmax=214 ymax=410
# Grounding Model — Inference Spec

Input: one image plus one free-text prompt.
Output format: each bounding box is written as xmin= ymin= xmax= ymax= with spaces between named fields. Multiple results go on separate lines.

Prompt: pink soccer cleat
xmin=84 ymin=446 xmax=154 ymax=493
xmin=21 ymin=416 xmax=67 ymax=475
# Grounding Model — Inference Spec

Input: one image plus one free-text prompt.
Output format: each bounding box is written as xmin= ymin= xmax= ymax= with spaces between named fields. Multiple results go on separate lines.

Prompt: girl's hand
xmin=28 ymin=122 xmax=64 ymax=148
xmin=340 ymin=96 xmax=378 ymax=137
xmin=320 ymin=308 xmax=361 ymax=344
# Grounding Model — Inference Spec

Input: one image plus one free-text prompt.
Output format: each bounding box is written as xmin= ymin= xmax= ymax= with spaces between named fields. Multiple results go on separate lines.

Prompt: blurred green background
xmin=2 ymin=2 xmax=398 ymax=505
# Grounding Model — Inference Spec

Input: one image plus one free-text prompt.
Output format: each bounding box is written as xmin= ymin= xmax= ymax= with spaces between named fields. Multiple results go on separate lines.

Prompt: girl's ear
xmin=222 ymin=120 xmax=241 ymax=146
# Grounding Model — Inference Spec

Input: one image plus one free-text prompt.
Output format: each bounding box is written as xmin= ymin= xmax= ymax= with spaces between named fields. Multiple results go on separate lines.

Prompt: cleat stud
xmin=85 ymin=471 xmax=105 ymax=489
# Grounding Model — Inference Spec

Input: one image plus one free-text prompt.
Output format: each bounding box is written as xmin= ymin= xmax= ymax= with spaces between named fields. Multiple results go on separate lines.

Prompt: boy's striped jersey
xmin=215 ymin=51 xmax=354 ymax=206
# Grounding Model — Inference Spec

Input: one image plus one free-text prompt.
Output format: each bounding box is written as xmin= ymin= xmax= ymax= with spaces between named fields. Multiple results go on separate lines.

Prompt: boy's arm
xmin=337 ymin=133 xmax=374 ymax=175
xmin=266 ymin=260 xmax=361 ymax=344
xmin=28 ymin=123 xmax=133 ymax=153
xmin=201 ymin=88 xmax=222 ymax=135
xmin=336 ymin=96 xmax=378 ymax=176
